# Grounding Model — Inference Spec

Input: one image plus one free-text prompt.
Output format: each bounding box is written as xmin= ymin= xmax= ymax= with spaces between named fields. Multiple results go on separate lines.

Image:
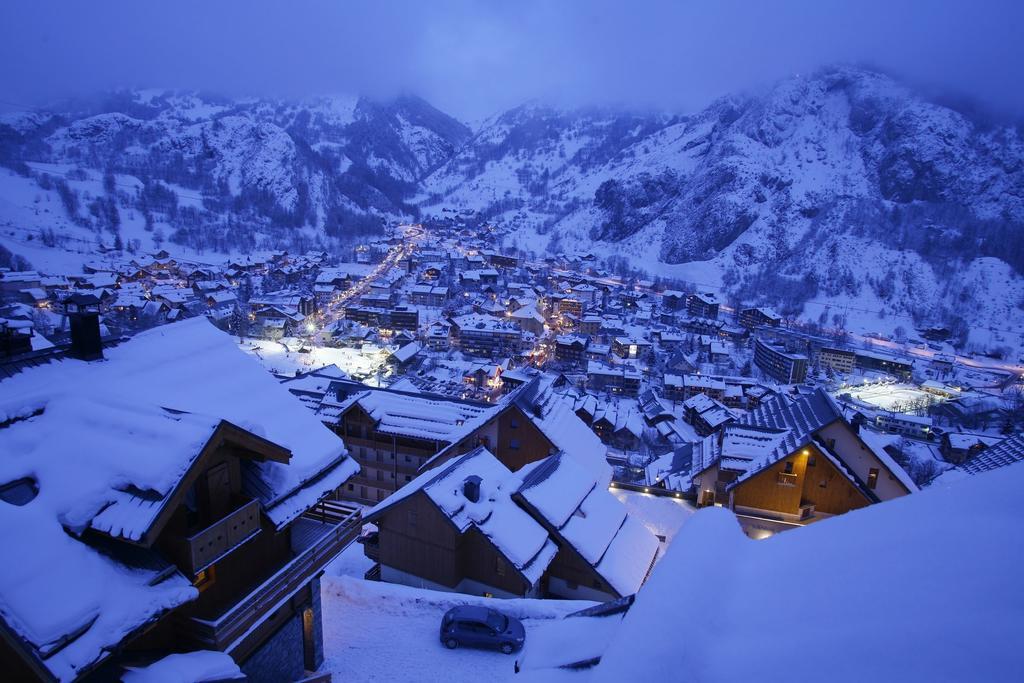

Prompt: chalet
xmin=680 ymin=315 xmax=724 ymax=336
xmin=362 ymin=448 xmax=657 ymax=602
xmin=388 ymin=305 xmax=420 ymax=332
xmin=555 ymin=334 xmax=589 ymax=365
xmin=418 ymin=374 xmax=612 ymax=485
xmin=253 ymin=305 xmax=305 ymax=337
xmin=250 ymin=291 xmax=316 ymax=317
xmin=682 ymin=393 xmax=736 ymax=436
xmin=686 ymin=389 xmax=916 ymax=536
xmin=681 ymin=374 xmax=727 ymax=401
xmin=385 ymin=340 xmax=422 ymax=371
xmin=509 ymin=304 xmax=545 ymax=336
xmin=663 ymin=374 xmax=685 ymax=402
xmin=686 ymin=292 xmax=719 ymax=320
xmin=448 ymin=314 xmax=523 ymax=358
xmin=0 ymin=318 xmax=360 ymax=682
xmin=555 ymin=297 xmax=583 ymax=318
xmin=587 ymin=362 xmax=641 ymax=398
xmin=738 ymin=307 xmax=781 ymax=329
xmin=579 ymin=315 xmax=602 ymax=336
xmin=409 ymin=284 xmax=449 ymax=307
xmin=612 ymin=337 xmax=650 ymax=360
xmin=940 ymin=431 xmax=1002 ymax=465
xmin=425 ymin=322 xmax=452 ymax=351
xmin=961 ymin=432 xmax=1024 ymax=474
xmin=660 ymin=290 xmax=686 ymax=311
xmin=321 ymin=384 xmax=499 ymax=503
xmin=0 ymin=317 xmax=33 ymax=357
xmin=484 ymin=251 xmax=519 ymax=269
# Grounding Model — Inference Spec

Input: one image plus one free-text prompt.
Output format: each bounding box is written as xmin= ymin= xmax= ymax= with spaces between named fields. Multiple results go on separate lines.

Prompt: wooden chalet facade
xmin=687 ymin=389 xmax=917 ymax=538
xmin=0 ymin=319 xmax=361 ymax=682
xmin=363 ymin=449 xmax=656 ymax=602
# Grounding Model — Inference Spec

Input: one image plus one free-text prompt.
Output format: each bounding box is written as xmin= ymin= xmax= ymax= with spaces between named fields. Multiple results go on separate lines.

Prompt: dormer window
xmin=0 ymin=477 xmax=38 ymax=506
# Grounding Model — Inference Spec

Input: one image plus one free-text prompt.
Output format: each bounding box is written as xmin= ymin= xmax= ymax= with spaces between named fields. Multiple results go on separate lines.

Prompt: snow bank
xmin=122 ymin=650 xmax=243 ymax=682
xmin=590 ymin=462 xmax=1024 ymax=683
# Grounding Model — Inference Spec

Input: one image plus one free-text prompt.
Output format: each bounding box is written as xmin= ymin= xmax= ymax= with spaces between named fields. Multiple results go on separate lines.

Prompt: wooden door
xmin=205 ymin=462 xmax=231 ymax=519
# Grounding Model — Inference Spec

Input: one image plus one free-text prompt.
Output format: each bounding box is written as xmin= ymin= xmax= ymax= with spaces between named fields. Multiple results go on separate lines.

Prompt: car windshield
xmin=485 ymin=612 xmax=508 ymax=631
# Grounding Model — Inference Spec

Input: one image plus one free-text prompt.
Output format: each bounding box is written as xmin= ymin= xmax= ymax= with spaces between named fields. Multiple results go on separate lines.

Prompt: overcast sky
xmin=1 ymin=0 xmax=1022 ymax=122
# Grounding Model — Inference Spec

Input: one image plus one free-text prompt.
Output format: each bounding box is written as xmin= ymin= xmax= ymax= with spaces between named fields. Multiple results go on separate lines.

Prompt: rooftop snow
xmin=0 ymin=318 xmax=358 ymax=680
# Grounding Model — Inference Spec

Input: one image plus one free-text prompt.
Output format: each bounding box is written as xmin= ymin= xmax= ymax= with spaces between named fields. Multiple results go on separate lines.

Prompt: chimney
xmin=463 ymin=475 xmax=482 ymax=503
xmin=64 ymin=293 xmax=103 ymax=361
xmin=851 ymin=412 xmax=865 ymax=435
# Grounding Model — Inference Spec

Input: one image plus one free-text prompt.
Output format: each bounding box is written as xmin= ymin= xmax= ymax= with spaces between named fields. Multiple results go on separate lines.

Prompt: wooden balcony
xmin=185 ymin=499 xmax=261 ymax=574
xmin=181 ymin=509 xmax=362 ymax=654
xmin=776 ymin=472 xmax=798 ymax=488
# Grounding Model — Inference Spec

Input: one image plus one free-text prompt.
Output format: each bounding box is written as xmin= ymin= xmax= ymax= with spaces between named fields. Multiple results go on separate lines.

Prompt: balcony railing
xmin=777 ymin=473 xmax=798 ymax=487
xmin=186 ymin=499 xmax=261 ymax=574
xmin=182 ymin=508 xmax=362 ymax=654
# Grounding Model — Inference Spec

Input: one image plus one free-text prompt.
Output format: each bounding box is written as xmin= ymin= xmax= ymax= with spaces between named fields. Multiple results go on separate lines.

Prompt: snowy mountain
xmin=0 ymin=90 xmax=470 ymax=256
xmin=2 ymin=67 xmax=1023 ymax=347
xmin=419 ymin=66 xmax=1024 ymax=346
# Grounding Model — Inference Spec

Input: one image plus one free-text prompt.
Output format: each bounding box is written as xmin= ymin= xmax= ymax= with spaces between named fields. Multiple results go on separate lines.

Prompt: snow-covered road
xmin=320 ymin=576 xmax=593 ymax=683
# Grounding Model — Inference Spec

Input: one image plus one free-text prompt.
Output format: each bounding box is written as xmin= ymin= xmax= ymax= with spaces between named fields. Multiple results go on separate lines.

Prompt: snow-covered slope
xmin=0 ymin=90 xmax=471 ymax=253
xmin=419 ymin=66 xmax=1024 ymax=344
xmin=1 ymin=68 xmax=1023 ymax=346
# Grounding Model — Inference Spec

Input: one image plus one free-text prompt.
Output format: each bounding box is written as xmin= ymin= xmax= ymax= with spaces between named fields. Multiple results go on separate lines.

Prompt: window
xmin=807 ymin=455 xmax=816 ymax=467
xmin=405 ymin=475 xmax=412 ymax=482
xmin=193 ymin=566 xmax=216 ymax=592
xmin=783 ymin=461 xmax=794 ymax=474
xmin=819 ymin=479 xmax=827 ymax=489
xmin=408 ymin=510 xmax=418 ymax=527
xmin=867 ymin=468 xmax=879 ymax=490
xmin=510 ymin=418 xmax=519 ymax=429
xmin=347 ymin=483 xmax=354 ymax=491
xmin=509 ymin=439 xmax=521 ymax=450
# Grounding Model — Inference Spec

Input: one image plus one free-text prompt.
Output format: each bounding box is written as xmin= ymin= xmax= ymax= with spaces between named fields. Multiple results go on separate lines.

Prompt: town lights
xmin=305 ymin=322 xmax=317 ymax=334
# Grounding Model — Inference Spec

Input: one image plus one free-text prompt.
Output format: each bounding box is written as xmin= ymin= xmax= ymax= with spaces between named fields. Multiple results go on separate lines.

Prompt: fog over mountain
xmin=2 ymin=1 xmax=1024 ymax=120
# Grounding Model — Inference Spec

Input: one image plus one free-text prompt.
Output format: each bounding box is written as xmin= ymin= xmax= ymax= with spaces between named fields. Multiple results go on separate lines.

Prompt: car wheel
xmin=445 ymin=638 xmax=459 ymax=650
xmin=500 ymin=643 xmax=514 ymax=655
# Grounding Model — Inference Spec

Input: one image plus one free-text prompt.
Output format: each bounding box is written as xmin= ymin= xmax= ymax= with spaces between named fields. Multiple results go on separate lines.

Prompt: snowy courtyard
xmin=317 ymin=488 xmax=695 ymax=681
xmin=320 ymin=576 xmax=592 ymax=683
xmin=839 ymin=382 xmax=943 ymax=412
xmin=239 ymin=337 xmax=389 ymax=379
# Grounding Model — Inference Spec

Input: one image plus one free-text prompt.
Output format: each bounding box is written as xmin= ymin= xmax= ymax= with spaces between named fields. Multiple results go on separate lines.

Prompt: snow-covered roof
xmin=961 ymin=432 xmax=1024 ymax=475
xmin=1 ymin=318 xmax=357 ymax=528
xmin=516 ymin=454 xmax=659 ymax=596
xmin=353 ymin=388 xmax=497 ymax=443
xmin=729 ymin=389 xmax=842 ymax=479
xmin=366 ymin=448 xmax=558 ymax=587
xmin=513 ymin=377 xmax=612 ymax=485
xmin=0 ymin=319 xmax=362 ymax=679
xmin=584 ymin=462 xmax=1024 ymax=683
xmin=122 ymin=650 xmax=244 ymax=682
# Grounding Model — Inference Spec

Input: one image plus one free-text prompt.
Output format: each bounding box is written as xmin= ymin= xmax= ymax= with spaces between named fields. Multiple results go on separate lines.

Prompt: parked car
xmin=439 ymin=606 xmax=525 ymax=654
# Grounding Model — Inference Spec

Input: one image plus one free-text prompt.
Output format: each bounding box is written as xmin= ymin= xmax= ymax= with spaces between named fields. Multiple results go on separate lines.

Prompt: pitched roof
xmin=516 ymin=453 xmax=659 ymax=596
xmin=0 ymin=318 xmax=359 ymax=681
xmin=961 ymin=432 xmax=1024 ymax=475
xmin=365 ymin=447 xmax=558 ymax=587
